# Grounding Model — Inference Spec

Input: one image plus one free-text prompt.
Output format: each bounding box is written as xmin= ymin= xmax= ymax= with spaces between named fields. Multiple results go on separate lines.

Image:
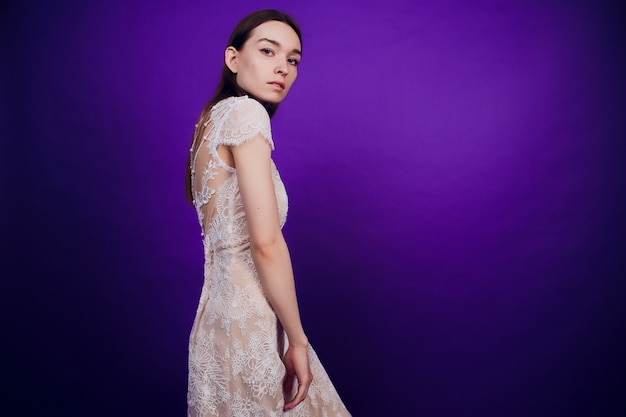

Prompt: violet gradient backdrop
xmin=2 ymin=0 xmax=625 ymax=416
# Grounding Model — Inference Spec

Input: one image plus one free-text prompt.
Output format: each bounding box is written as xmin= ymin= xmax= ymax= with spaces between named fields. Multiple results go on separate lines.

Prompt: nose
xmin=276 ymin=62 xmax=288 ymax=77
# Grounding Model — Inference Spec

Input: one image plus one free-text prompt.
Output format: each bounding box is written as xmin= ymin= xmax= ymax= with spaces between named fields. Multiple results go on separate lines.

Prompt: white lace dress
xmin=188 ymin=96 xmax=351 ymax=417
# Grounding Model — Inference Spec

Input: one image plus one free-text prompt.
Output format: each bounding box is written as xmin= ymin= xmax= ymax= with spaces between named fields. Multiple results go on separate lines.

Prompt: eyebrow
xmin=257 ymin=37 xmax=302 ymax=56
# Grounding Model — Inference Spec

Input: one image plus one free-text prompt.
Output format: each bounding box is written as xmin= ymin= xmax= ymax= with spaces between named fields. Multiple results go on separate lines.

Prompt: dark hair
xmin=185 ymin=9 xmax=302 ymax=204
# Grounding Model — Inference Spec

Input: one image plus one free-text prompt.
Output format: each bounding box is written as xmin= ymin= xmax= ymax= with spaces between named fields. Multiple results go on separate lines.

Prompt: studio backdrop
xmin=3 ymin=0 xmax=625 ymax=416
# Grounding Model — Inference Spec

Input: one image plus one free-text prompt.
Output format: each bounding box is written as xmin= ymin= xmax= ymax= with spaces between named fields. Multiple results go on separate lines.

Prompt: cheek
xmin=237 ymin=55 xmax=254 ymax=73
xmin=245 ymin=61 xmax=264 ymax=81
xmin=237 ymin=62 xmax=258 ymax=86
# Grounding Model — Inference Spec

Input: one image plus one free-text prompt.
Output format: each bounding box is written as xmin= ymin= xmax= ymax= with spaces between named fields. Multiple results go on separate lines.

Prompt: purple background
xmin=3 ymin=0 xmax=625 ymax=416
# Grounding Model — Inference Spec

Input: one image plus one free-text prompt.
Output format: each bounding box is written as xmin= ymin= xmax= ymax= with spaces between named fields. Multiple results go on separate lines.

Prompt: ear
xmin=225 ymin=46 xmax=238 ymax=74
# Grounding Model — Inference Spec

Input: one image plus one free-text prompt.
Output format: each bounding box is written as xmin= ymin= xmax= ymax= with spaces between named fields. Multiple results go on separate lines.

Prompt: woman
xmin=185 ymin=10 xmax=351 ymax=417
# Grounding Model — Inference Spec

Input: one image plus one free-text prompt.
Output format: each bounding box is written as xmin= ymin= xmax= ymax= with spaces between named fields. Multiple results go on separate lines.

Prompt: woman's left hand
xmin=282 ymin=344 xmax=313 ymax=411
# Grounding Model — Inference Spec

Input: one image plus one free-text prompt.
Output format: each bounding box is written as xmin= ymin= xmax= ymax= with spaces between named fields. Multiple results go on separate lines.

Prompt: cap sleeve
xmin=216 ymin=97 xmax=274 ymax=150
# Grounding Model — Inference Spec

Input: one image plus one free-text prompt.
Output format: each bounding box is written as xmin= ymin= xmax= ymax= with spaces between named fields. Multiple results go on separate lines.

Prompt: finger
xmin=283 ymin=380 xmax=309 ymax=411
xmin=283 ymin=373 xmax=294 ymax=397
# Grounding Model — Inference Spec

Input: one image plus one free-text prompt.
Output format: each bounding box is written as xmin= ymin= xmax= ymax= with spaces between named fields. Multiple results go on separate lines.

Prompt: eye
xmin=260 ymin=48 xmax=274 ymax=56
xmin=287 ymin=58 xmax=300 ymax=66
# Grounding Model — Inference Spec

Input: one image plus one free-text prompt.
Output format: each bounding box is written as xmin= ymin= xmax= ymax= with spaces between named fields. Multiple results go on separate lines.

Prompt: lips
xmin=268 ymin=81 xmax=285 ymax=91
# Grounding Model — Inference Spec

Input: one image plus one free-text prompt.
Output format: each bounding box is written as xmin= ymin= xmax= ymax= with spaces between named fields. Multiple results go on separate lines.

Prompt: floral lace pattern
xmin=188 ymin=96 xmax=351 ymax=417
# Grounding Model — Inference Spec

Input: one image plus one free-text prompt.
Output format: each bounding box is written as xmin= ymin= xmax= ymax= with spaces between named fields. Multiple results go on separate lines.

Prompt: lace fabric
xmin=188 ymin=96 xmax=351 ymax=417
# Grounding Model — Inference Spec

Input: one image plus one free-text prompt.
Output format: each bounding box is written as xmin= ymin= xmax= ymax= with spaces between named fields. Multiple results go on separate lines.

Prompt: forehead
xmin=248 ymin=21 xmax=301 ymax=50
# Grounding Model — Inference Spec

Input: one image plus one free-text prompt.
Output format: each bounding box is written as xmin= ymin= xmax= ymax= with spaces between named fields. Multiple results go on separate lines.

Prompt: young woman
xmin=185 ymin=10 xmax=351 ymax=417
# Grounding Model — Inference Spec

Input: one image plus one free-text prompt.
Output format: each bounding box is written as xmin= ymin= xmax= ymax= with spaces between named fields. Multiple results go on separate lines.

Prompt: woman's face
xmin=226 ymin=21 xmax=302 ymax=104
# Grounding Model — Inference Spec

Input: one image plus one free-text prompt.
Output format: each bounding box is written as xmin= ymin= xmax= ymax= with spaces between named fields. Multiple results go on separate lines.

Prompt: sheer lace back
xmin=190 ymin=96 xmax=284 ymax=239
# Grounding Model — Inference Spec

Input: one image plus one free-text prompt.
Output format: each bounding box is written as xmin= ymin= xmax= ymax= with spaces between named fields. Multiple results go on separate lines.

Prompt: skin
xmin=223 ymin=21 xmax=312 ymax=412
xmin=225 ymin=20 xmax=301 ymax=104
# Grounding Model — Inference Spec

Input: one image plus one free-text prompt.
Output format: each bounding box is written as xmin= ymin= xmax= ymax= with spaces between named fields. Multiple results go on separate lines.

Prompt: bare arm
xmin=231 ymin=134 xmax=308 ymax=348
xmin=232 ymin=134 xmax=312 ymax=410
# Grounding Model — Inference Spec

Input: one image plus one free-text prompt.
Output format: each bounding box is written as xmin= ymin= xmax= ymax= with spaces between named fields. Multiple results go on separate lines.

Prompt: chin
xmin=265 ymin=97 xmax=285 ymax=105
xmin=259 ymin=93 xmax=287 ymax=105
